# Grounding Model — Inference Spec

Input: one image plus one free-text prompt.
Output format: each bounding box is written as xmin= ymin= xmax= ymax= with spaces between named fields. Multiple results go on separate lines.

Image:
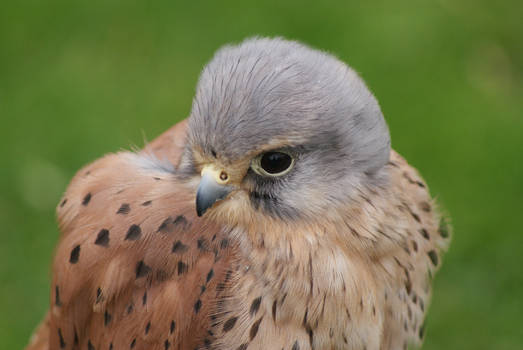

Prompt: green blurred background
xmin=1 ymin=0 xmax=521 ymax=348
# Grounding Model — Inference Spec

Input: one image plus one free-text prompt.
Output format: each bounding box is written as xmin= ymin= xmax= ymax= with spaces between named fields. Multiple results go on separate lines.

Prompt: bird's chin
xmin=199 ymin=192 xmax=253 ymax=226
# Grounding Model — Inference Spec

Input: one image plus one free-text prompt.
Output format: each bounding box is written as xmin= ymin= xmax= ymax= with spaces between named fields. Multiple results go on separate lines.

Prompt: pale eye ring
xmin=251 ymin=151 xmax=294 ymax=177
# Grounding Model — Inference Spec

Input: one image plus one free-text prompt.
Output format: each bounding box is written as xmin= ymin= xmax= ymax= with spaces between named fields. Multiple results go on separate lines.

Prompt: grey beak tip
xmin=195 ymin=174 xmax=232 ymax=218
xmin=195 ymin=190 xmax=211 ymax=217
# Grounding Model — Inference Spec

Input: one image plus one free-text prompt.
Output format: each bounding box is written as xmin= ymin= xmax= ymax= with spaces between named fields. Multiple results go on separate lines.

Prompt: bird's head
xmin=179 ymin=37 xmax=390 ymax=229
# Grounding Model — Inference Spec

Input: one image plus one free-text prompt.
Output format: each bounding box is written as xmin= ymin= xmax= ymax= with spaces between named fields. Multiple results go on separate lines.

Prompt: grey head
xmin=181 ymin=37 xmax=391 ymax=221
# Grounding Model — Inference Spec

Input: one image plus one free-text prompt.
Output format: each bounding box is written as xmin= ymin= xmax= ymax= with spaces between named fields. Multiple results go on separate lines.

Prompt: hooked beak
xmin=196 ymin=166 xmax=233 ymax=217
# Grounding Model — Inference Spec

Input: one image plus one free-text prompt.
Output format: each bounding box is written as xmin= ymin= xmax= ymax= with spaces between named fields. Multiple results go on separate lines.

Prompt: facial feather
xmin=184 ymin=37 xmax=390 ymax=222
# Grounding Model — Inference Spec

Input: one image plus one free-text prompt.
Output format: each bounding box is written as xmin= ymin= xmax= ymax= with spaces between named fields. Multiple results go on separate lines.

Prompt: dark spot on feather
xmin=225 ymin=269 xmax=233 ymax=282
xmin=272 ymin=299 xmax=277 ymax=320
xmin=142 ymin=291 xmax=147 ymax=305
xmin=419 ymin=201 xmax=431 ymax=212
xmin=127 ymin=303 xmax=134 ymax=314
xmin=154 ymin=177 xmax=161 ymax=181
xmin=74 ymin=329 xmax=78 ymax=345
xmin=249 ymin=317 xmax=263 ymax=340
xmin=136 ymin=260 xmax=151 ymax=278
xmin=206 ymin=269 xmax=214 ymax=283
xmin=142 ymin=200 xmax=152 ymax=206
xmin=69 ymin=245 xmax=80 ymax=264
xmin=292 ymin=341 xmax=300 ymax=350
xmin=58 ymin=328 xmax=66 ymax=348
xmin=237 ymin=344 xmax=248 ymax=350
xmin=156 ymin=269 xmax=168 ymax=282
xmin=109 ymin=343 xmax=113 ymax=350
xmin=194 ymin=299 xmax=202 ymax=313
xmin=405 ymin=278 xmax=412 ymax=295
xmin=55 ymin=285 xmax=61 ymax=306
xmin=250 ymin=296 xmax=262 ymax=316
xmin=211 ymin=148 xmax=217 ymax=157
xmin=349 ymin=226 xmax=361 ymax=238
xmin=343 ymin=334 xmax=348 ymax=344
xmin=178 ymin=261 xmax=188 ymax=275
xmin=117 ymin=203 xmax=131 ymax=214
xmin=125 ymin=224 xmax=141 ymax=240
xmin=428 ymin=250 xmax=439 ymax=266
xmin=411 ymin=212 xmax=421 ymax=223
xmin=173 ymin=215 xmax=188 ymax=229
xmin=82 ymin=193 xmax=92 ymax=206
xmin=419 ymin=323 xmax=425 ymax=339
xmin=157 ymin=217 xmax=173 ymax=233
xmin=305 ymin=325 xmax=313 ymax=346
xmin=302 ymin=308 xmax=308 ymax=325
xmin=104 ymin=310 xmax=112 ymax=326
xmin=223 ymin=316 xmax=238 ymax=332
xmin=419 ymin=228 xmax=430 ymax=240
xmin=204 ymin=338 xmax=211 ymax=347
xmin=130 ymin=338 xmax=136 ymax=348
xmin=164 ymin=339 xmax=170 ymax=350
xmin=438 ymin=217 xmax=450 ymax=238
xmin=280 ymin=293 xmax=287 ymax=306
xmin=412 ymin=240 xmax=418 ymax=252
xmin=145 ymin=321 xmax=151 ymax=334
xmin=170 ymin=320 xmax=175 ymax=334
xmin=200 ymin=285 xmax=206 ymax=294
xmin=88 ymin=340 xmax=95 ymax=350
xmin=172 ymin=240 xmax=188 ymax=254
xmin=220 ymin=238 xmax=229 ymax=249
xmin=197 ymin=237 xmax=208 ymax=251
xmin=94 ymin=229 xmax=110 ymax=247
xmin=96 ymin=287 xmax=102 ymax=304
xmin=308 ymin=253 xmax=313 ymax=295
xmin=60 ymin=198 xmax=67 ymax=207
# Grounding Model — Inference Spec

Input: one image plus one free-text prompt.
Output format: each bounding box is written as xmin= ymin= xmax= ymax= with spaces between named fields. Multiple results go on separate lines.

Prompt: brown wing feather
xmin=27 ymin=120 xmax=236 ymax=350
xmin=141 ymin=119 xmax=188 ymax=167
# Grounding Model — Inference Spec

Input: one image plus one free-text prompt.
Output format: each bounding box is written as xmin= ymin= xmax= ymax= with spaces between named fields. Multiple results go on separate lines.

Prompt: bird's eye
xmin=251 ymin=151 xmax=294 ymax=177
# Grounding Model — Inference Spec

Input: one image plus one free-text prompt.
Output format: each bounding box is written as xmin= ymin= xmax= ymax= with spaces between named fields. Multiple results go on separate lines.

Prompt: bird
xmin=26 ymin=37 xmax=450 ymax=350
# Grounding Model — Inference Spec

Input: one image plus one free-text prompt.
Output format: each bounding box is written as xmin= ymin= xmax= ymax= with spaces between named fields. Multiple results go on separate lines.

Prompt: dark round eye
xmin=256 ymin=151 xmax=294 ymax=176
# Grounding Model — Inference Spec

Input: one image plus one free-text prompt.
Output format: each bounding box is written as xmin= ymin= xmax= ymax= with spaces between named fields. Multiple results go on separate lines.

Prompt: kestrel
xmin=27 ymin=37 xmax=450 ymax=350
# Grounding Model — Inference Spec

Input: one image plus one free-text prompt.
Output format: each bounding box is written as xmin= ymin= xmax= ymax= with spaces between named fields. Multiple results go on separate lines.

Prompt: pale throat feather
xmin=214 ymin=188 xmax=395 ymax=349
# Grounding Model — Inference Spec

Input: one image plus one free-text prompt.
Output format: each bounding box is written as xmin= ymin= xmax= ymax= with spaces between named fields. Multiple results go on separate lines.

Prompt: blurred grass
xmin=0 ymin=0 xmax=522 ymax=349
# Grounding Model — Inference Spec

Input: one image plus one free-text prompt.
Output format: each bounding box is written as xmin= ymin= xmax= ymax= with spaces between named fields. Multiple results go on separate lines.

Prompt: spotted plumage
xmin=26 ymin=37 xmax=449 ymax=350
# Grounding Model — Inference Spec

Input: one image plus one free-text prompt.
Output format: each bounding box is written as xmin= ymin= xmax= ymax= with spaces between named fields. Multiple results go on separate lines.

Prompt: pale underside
xmin=26 ymin=119 xmax=449 ymax=350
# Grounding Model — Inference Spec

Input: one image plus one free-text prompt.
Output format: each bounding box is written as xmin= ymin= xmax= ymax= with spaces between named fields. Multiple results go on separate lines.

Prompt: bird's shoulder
xmin=49 ymin=150 xmax=238 ymax=350
xmin=375 ymin=150 xmax=451 ymax=349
